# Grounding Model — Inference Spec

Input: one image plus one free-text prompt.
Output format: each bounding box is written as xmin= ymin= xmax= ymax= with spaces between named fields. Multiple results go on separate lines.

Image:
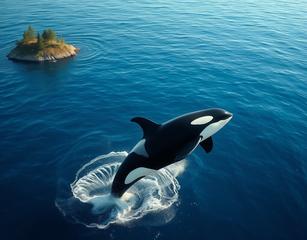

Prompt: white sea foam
xmin=56 ymin=151 xmax=186 ymax=229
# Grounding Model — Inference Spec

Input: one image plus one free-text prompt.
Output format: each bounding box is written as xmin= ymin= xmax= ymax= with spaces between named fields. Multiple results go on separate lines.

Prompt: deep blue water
xmin=1 ymin=0 xmax=307 ymax=239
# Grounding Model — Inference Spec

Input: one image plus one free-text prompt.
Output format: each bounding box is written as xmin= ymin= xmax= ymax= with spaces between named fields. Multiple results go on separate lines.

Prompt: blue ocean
xmin=0 ymin=0 xmax=306 ymax=239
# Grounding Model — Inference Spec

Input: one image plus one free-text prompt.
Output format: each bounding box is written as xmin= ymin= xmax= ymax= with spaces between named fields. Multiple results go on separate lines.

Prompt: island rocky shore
xmin=7 ymin=44 xmax=79 ymax=62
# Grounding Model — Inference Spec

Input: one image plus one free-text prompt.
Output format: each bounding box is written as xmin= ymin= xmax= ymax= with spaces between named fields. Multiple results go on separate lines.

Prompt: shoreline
xmin=7 ymin=44 xmax=79 ymax=62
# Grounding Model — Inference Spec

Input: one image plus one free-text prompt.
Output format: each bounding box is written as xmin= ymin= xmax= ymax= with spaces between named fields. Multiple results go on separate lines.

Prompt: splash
xmin=56 ymin=151 xmax=186 ymax=229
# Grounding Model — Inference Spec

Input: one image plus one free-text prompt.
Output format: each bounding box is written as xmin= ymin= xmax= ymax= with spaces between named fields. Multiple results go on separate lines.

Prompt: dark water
xmin=1 ymin=0 xmax=307 ymax=239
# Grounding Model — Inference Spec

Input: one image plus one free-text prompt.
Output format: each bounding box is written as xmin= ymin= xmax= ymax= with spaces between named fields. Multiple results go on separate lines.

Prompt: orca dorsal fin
xmin=131 ymin=117 xmax=160 ymax=138
xmin=200 ymin=137 xmax=213 ymax=153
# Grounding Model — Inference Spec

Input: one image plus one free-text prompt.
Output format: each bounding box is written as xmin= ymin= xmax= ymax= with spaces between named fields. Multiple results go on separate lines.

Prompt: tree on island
xmin=42 ymin=29 xmax=57 ymax=42
xmin=17 ymin=26 xmax=60 ymax=47
xmin=13 ymin=25 xmax=75 ymax=56
xmin=22 ymin=25 xmax=36 ymax=43
xmin=37 ymin=33 xmax=44 ymax=50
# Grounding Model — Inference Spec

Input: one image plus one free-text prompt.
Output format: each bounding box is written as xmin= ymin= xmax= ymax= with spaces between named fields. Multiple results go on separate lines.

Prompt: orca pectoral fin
xmin=200 ymin=137 xmax=213 ymax=153
xmin=131 ymin=117 xmax=160 ymax=138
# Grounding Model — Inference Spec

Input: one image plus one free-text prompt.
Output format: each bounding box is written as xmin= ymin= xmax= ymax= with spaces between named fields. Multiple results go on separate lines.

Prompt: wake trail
xmin=56 ymin=151 xmax=186 ymax=229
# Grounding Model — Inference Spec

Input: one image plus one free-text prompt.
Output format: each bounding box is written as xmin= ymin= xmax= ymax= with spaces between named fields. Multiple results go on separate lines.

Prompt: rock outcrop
xmin=7 ymin=43 xmax=79 ymax=62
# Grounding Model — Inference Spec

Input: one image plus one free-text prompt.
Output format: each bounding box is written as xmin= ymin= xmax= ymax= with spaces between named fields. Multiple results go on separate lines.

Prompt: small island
xmin=7 ymin=26 xmax=79 ymax=62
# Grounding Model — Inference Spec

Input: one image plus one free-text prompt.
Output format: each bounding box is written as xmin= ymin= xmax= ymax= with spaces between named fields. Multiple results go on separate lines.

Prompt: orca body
xmin=111 ymin=108 xmax=232 ymax=198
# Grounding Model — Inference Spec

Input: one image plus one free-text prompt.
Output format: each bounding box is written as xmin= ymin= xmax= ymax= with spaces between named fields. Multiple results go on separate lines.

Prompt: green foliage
xmin=16 ymin=26 xmax=65 ymax=55
xmin=37 ymin=33 xmax=44 ymax=50
xmin=42 ymin=28 xmax=57 ymax=42
xmin=22 ymin=25 xmax=36 ymax=42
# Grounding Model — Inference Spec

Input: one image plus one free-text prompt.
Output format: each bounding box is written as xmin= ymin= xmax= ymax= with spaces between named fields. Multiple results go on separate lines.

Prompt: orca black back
xmin=111 ymin=108 xmax=232 ymax=198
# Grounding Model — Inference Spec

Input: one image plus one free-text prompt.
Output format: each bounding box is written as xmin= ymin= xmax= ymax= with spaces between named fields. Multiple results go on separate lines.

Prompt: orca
xmin=111 ymin=108 xmax=232 ymax=198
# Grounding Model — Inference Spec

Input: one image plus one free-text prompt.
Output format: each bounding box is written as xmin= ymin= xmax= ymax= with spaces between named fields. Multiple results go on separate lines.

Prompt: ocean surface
xmin=0 ymin=0 xmax=307 ymax=239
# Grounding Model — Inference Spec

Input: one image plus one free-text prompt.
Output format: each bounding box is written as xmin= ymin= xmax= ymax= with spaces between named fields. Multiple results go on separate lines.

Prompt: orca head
xmin=190 ymin=108 xmax=232 ymax=140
